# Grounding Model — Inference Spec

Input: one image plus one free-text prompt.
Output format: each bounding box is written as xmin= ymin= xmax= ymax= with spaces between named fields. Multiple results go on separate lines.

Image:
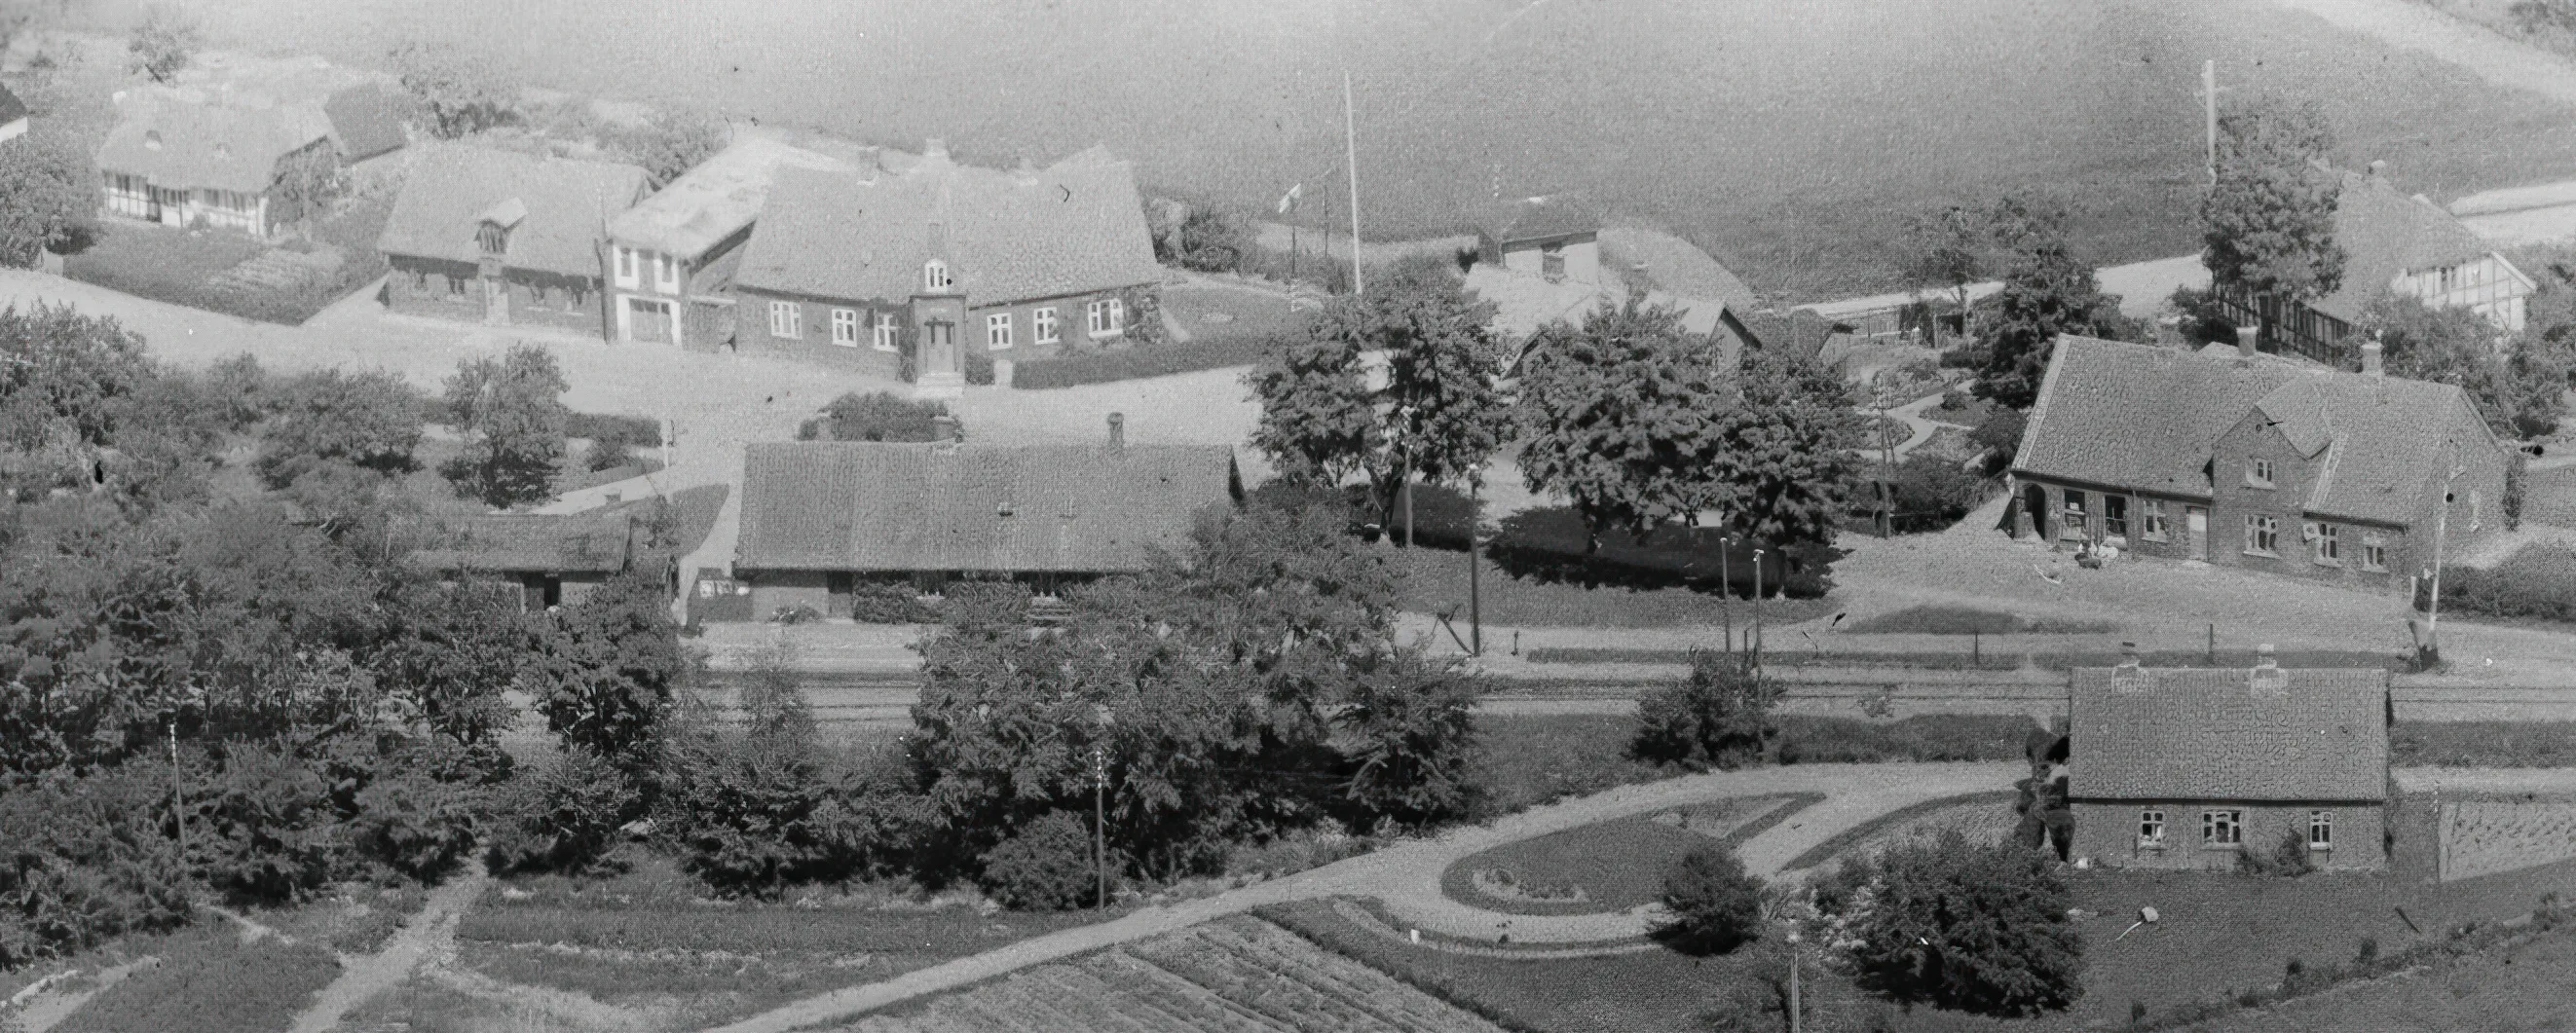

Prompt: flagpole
xmin=1344 ymin=70 xmax=1363 ymax=298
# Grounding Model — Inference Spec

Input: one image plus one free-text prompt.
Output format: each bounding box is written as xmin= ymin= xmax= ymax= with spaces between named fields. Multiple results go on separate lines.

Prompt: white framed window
xmin=767 ymin=300 xmax=801 ymax=339
xmin=987 ymin=312 xmax=1014 ymax=350
xmin=2247 ymin=458 xmax=2275 ymax=488
xmin=2308 ymin=811 xmax=2333 ymax=851
xmin=832 ymin=308 xmax=860 ymax=347
xmin=1088 ymin=297 xmax=1125 ymax=337
xmin=1034 ymin=307 xmax=1060 ymax=344
xmin=2245 ymin=514 xmax=2279 ymax=556
xmin=925 ymin=259 xmax=951 ymax=292
xmin=654 ymin=252 xmax=679 ymax=293
xmin=615 ymin=246 xmax=638 ymax=288
xmin=2202 ymin=809 xmax=2243 ymax=847
xmin=872 ymin=312 xmax=897 ymax=351
xmin=2139 ymin=809 xmax=2166 ymax=849
xmin=2059 ymin=493 xmax=2087 ymax=540
xmin=2361 ymin=532 xmax=2388 ymax=572
xmin=2142 ymin=499 xmax=2169 ymax=542
xmin=2313 ymin=522 xmax=2340 ymax=566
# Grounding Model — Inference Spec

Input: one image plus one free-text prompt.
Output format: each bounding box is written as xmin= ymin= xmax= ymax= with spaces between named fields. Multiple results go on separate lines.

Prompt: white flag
xmin=1277 ymin=183 xmax=1302 ymax=215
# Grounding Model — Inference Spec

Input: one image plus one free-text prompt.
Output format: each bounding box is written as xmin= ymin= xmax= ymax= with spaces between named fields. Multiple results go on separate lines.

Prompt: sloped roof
xmin=408 ymin=510 xmax=637 ymax=574
xmin=376 ymin=145 xmax=648 ymax=277
xmin=323 ymin=82 xmax=413 ymax=162
xmin=1599 ymin=222 xmax=1757 ymax=312
xmin=0 ymin=84 xmax=26 ymax=126
xmin=733 ymin=148 xmax=1162 ymax=307
xmin=2071 ymin=665 xmax=2388 ymax=801
xmin=1735 ymin=310 xmax=1840 ymax=364
xmin=2313 ymin=169 xmax=2520 ymax=323
xmin=2016 ymin=335 xmax=2491 ymax=523
xmin=94 ymin=92 xmax=333 ymax=194
xmin=733 ymin=440 xmax=1237 ymax=573
xmin=1477 ymin=195 xmax=1598 ymax=247
xmin=606 ymin=131 xmax=861 ymax=259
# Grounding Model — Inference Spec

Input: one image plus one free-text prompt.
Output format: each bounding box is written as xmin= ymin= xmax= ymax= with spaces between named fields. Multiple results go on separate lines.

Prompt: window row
xmin=2138 ymin=809 xmax=2332 ymax=850
xmin=764 ymin=299 xmax=1129 ymax=349
xmin=2240 ymin=515 xmax=2387 ymax=571
xmin=613 ymin=246 xmax=682 ymax=293
xmin=415 ymin=272 xmax=587 ymax=310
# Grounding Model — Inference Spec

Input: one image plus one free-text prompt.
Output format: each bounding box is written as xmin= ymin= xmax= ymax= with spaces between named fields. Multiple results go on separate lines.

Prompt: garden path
xmin=700 ymin=760 xmax=2017 ymax=1033
xmin=284 ymin=865 xmax=489 ymax=1033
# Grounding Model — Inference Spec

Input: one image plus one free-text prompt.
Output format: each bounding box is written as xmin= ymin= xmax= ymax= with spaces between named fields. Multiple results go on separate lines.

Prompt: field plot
xmin=1440 ymin=794 xmax=1815 ymax=915
xmin=841 ymin=916 xmax=1510 ymax=1033
xmin=2441 ymin=800 xmax=2576 ymax=881
xmin=1783 ymin=792 xmax=2022 ymax=871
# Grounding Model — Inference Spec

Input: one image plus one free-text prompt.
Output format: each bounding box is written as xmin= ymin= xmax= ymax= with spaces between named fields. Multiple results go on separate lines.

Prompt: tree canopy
xmin=1973 ymin=195 xmax=2141 ymax=409
xmin=2364 ymin=295 xmax=2565 ymax=439
xmin=439 ymin=345 xmax=570 ymax=509
xmin=0 ymin=132 xmax=97 ymax=269
xmin=2201 ymin=97 xmax=2345 ymax=330
xmin=125 ymin=5 xmax=198 ymax=85
xmin=1713 ymin=349 xmax=1865 ymax=550
xmin=1515 ymin=297 xmax=1734 ymax=549
xmin=390 ymin=43 xmax=518 ymax=139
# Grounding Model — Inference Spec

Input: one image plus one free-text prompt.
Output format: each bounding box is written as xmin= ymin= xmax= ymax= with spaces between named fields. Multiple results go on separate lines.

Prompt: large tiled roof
xmin=323 ymin=82 xmax=414 ymax=162
xmin=733 ymin=148 xmax=1162 ymax=307
xmin=606 ymin=131 xmax=864 ymax=259
xmin=408 ymin=509 xmax=637 ymax=574
xmin=376 ymin=145 xmax=648 ymax=278
xmin=1477 ymin=195 xmax=1598 ymax=247
xmin=2070 ymin=665 xmax=2388 ymax=801
xmin=733 ymin=440 xmax=1237 ymax=573
xmin=1599 ymin=222 xmax=1757 ymax=312
xmin=2312 ymin=170 xmax=2520 ymax=324
xmin=2015 ymin=336 xmax=2495 ymax=523
xmin=94 ymin=92 xmax=333 ymax=195
xmin=0 ymin=84 xmax=26 ymax=126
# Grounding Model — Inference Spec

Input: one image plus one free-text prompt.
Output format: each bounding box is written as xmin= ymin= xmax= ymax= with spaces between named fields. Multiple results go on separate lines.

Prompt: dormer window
xmin=924 ymin=259 xmax=951 ymax=292
xmin=2246 ymin=458 xmax=2274 ymax=488
xmin=476 ymin=222 xmax=509 ymax=257
xmin=142 ymin=129 xmax=162 ymax=151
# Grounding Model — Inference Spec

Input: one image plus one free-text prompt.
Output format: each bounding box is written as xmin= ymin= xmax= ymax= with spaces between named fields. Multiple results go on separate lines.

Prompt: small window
xmin=925 ymin=259 xmax=951 ymax=292
xmin=654 ymin=252 xmax=679 ymax=292
xmin=1088 ymin=297 xmax=1125 ymax=336
xmin=2361 ymin=532 xmax=2389 ymax=572
xmin=2247 ymin=459 xmax=2275 ymax=488
xmin=1034 ymin=306 xmax=1060 ymax=344
xmin=615 ymin=246 xmax=637 ymax=287
xmin=2104 ymin=495 xmax=2129 ymax=540
xmin=2309 ymin=811 xmax=2333 ymax=851
xmin=2142 ymin=499 xmax=2169 ymax=542
xmin=2314 ymin=522 xmax=2340 ymax=566
xmin=987 ymin=312 xmax=1014 ymax=350
xmin=2139 ymin=809 xmax=2166 ymax=848
xmin=768 ymin=300 xmax=801 ymax=339
xmin=2245 ymin=514 xmax=2279 ymax=556
xmin=872 ymin=312 xmax=898 ymax=351
xmin=832 ymin=308 xmax=860 ymax=347
xmin=446 ymin=275 xmax=467 ymax=297
xmin=2059 ymin=493 xmax=2087 ymax=540
xmin=2202 ymin=809 xmax=2243 ymax=847
xmin=570 ymin=285 xmax=586 ymax=310
xmin=476 ymin=222 xmax=508 ymax=256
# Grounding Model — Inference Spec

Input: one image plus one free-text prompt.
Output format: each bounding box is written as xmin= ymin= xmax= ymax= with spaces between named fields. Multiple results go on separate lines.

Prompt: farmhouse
xmin=0 ymin=83 xmax=26 ymax=144
xmin=405 ymin=508 xmax=646 ymax=612
xmin=2215 ymin=164 xmax=2535 ymax=365
xmin=728 ymin=141 xmax=1162 ymax=395
xmin=603 ymin=129 xmax=869 ymax=349
xmin=729 ymin=414 xmax=1238 ymax=619
xmin=2067 ymin=647 xmax=2389 ymax=871
xmin=1476 ymin=195 xmax=1599 ymax=285
xmin=2009 ymin=334 xmax=2509 ymax=592
xmin=93 ymin=92 xmax=337 ymax=239
xmin=376 ymin=145 xmax=650 ymax=334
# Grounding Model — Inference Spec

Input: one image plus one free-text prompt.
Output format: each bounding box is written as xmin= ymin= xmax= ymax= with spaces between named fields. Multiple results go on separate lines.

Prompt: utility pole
xmin=1344 ymin=69 xmax=1364 ymax=298
xmin=1787 ymin=931 xmax=1804 ymax=1033
xmin=2422 ymin=455 xmax=2467 ymax=670
xmin=1719 ymin=536 xmax=1735 ymax=656
xmin=1468 ymin=467 xmax=1483 ymax=655
xmin=1091 ymin=703 xmax=1113 ymax=910
xmin=2204 ymin=59 xmax=2218 ymax=187
xmin=1751 ymin=548 xmax=1766 ymax=661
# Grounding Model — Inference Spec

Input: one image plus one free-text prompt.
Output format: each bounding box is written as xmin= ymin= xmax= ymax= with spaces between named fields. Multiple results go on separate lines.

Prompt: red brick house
xmin=2010 ymin=335 xmax=2509 ymax=593
xmin=376 ymin=145 xmax=649 ymax=333
xmin=406 ymin=508 xmax=643 ymax=612
xmin=603 ymin=131 xmax=868 ymax=349
xmin=2216 ymin=165 xmax=2535 ymax=365
xmin=94 ymin=92 xmax=336 ymax=240
xmin=2068 ymin=649 xmax=2389 ymax=871
xmin=729 ymin=415 xmax=1238 ymax=619
xmin=728 ymin=141 xmax=1163 ymax=395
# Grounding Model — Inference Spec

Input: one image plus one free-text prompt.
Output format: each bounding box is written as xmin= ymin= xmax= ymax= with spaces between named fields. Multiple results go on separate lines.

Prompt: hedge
xmin=2432 ymin=544 xmax=2576 ymax=624
xmin=1013 ymin=331 xmax=1282 ymax=388
xmin=566 ymin=412 xmax=662 ymax=447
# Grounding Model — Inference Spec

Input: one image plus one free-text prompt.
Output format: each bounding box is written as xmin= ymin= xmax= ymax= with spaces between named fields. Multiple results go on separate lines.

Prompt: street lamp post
xmin=2422 ymin=455 xmax=2468 ymax=670
xmin=1467 ymin=464 xmax=1483 ymax=655
xmin=1090 ymin=703 xmax=1113 ymax=910
xmin=1718 ymin=536 xmax=1735 ymax=656
xmin=1751 ymin=548 xmax=1766 ymax=661
xmin=1786 ymin=929 xmax=1804 ymax=1033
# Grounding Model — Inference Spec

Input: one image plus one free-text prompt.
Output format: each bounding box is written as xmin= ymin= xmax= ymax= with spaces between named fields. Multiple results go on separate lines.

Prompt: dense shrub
xmin=966 ymin=352 xmax=995 ymax=387
xmin=1848 ymin=830 xmax=2084 ymax=1016
xmin=980 ymin=810 xmax=1108 ymax=911
xmin=2236 ymin=828 xmax=2314 ymax=876
xmin=797 ymin=391 xmax=956 ymax=442
xmin=1867 ymin=456 xmax=1995 ymax=533
xmin=484 ymin=750 xmax=646 ymax=875
xmin=848 ymin=580 xmax=940 ymax=623
xmin=1653 ymin=845 xmax=1766 ymax=955
xmin=0 ymin=767 xmax=194 ymax=969
xmin=566 ymin=412 xmax=661 ymax=448
xmin=1012 ymin=331 xmax=1281 ymax=388
xmin=347 ymin=767 xmax=482 ymax=882
xmin=1773 ymin=715 xmax=2041 ymax=764
xmin=1631 ymin=650 xmax=1778 ymax=769
xmin=1966 ymin=409 xmax=2027 ymax=475
xmin=2434 ymin=544 xmax=2576 ymax=623
xmin=191 ymin=747 xmax=344 ymax=904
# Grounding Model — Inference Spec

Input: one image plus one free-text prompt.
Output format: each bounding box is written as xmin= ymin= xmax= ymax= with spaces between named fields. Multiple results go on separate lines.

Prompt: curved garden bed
xmin=1437 ymin=793 xmax=1821 ymax=916
xmin=1779 ymin=789 xmax=2020 ymax=871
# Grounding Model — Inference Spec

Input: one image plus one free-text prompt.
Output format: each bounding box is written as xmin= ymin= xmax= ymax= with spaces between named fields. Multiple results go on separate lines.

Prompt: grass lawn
xmin=1391 ymin=546 xmax=1838 ymax=629
xmin=53 ymin=924 xmax=339 ymax=1033
xmin=2392 ymin=721 xmax=2576 ymax=767
xmin=2180 ymin=919 xmax=2576 ymax=1033
xmin=1774 ymin=715 xmax=2045 ymax=765
xmin=61 ymin=192 xmax=395 ymax=326
xmin=1441 ymin=795 xmax=1816 ymax=916
xmin=1779 ymin=791 xmax=2024 ymax=871
xmin=1013 ymin=281 xmax=1304 ymax=387
xmin=1471 ymin=713 xmax=1668 ymax=816
xmin=1842 ymin=605 xmax=2116 ymax=636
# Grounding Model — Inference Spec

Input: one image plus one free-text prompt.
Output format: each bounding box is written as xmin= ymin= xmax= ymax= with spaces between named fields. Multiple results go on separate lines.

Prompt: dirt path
xmin=13 ymin=957 xmax=158 ymax=1033
xmin=2271 ymin=0 xmax=2576 ymax=107
xmin=285 ymin=866 xmax=490 ymax=1033
xmin=700 ymin=760 xmax=2016 ymax=1033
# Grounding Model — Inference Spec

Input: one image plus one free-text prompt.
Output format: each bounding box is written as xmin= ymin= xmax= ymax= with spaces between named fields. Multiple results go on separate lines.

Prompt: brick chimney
xmin=2236 ymin=324 xmax=2259 ymax=359
xmin=2117 ymin=641 xmax=2141 ymax=670
xmin=2369 ymin=159 xmax=2387 ymax=181
xmin=932 ymin=415 xmax=957 ymax=443
xmin=2362 ymin=338 xmax=2384 ymax=376
xmin=1106 ymin=412 xmax=1125 ymax=452
xmin=2251 ymin=643 xmax=2286 ymax=695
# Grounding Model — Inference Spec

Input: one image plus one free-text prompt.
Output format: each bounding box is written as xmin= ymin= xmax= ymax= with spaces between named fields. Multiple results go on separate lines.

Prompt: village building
xmin=2009 ymin=334 xmax=2509 ymax=593
xmin=405 ymin=508 xmax=648 ymax=612
xmin=321 ymin=82 xmax=415 ymax=165
xmin=2215 ymin=163 xmax=2535 ymax=365
xmin=0 ymin=83 xmax=27 ymax=144
xmin=376 ymin=144 xmax=650 ymax=333
xmin=1476 ymin=195 xmax=1599 ymax=285
xmin=94 ymin=91 xmax=337 ymax=239
xmin=2067 ymin=647 xmax=2390 ymax=871
xmin=603 ymin=130 xmax=870 ymax=349
xmin=728 ymin=141 xmax=1162 ymax=396
xmin=728 ymin=414 xmax=1238 ymax=619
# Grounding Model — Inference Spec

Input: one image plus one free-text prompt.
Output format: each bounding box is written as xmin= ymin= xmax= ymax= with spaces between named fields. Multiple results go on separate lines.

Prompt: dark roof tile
xmin=2071 ymin=665 xmax=2388 ymax=801
xmin=376 ymin=145 xmax=649 ymax=278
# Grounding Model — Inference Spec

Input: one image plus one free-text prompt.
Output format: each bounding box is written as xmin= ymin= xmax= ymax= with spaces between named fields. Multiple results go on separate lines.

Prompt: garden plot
xmin=843 ymin=916 xmax=1508 ymax=1033
xmin=1790 ymin=793 xmax=2023 ymax=871
xmin=2441 ymin=800 xmax=2576 ymax=882
xmin=211 ymin=245 xmax=349 ymax=297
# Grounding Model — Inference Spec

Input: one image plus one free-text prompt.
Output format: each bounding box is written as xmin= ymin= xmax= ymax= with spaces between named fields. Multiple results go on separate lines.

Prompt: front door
xmin=923 ymin=320 xmax=957 ymax=379
xmin=2185 ymin=506 xmax=2209 ymax=561
xmin=629 ymin=298 xmax=672 ymax=344
xmin=484 ymin=276 xmax=508 ymax=325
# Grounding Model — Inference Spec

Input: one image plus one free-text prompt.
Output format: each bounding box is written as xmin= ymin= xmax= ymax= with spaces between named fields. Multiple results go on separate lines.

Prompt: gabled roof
xmin=376 ymin=145 xmax=648 ymax=278
xmin=606 ymin=130 xmax=862 ymax=260
xmin=94 ymin=92 xmax=333 ymax=194
xmin=733 ymin=440 xmax=1237 ymax=573
xmin=733 ymin=147 xmax=1163 ymax=307
xmin=323 ymin=82 xmax=413 ymax=162
xmin=1735 ymin=310 xmax=1841 ymax=364
xmin=2071 ymin=664 xmax=2388 ymax=801
xmin=2312 ymin=169 xmax=2525 ymax=324
xmin=1477 ymin=195 xmax=1598 ymax=247
xmin=0 ymin=84 xmax=26 ymax=126
xmin=2016 ymin=335 xmax=2494 ymax=523
xmin=407 ymin=509 xmax=638 ymax=575
xmin=1599 ymin=222 xmax=1757 ymax=312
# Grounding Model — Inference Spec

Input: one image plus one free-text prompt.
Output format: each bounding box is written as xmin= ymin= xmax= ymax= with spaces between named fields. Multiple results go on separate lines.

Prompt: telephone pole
xmin=2203 ymin=59 xmax=2220 ymax=186
xmin=1344 ymin=70 xmax=1364 ymax=298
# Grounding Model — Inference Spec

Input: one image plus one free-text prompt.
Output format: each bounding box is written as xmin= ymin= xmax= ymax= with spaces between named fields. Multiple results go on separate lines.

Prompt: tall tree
xmin=389 ymin=43 xmax=517 ymax=139
xmin=254 ymin=368 xmax=425 ymax=491
xmin=2201 ymin=97 xmax=2345 ymax=349
xmin=439 ymin=345 xmax=569 ymax=509
xmin=0 ymin=132 xmax=97 ymax=269
xmin=1901 ymin=204 xmax=1992 ymax=347
xmin=265 ymin=147 xmax=346 ymax=241
xmin=525 ymin=571 xmax=688 ymax=767
xmin=601 ymin=108 xmax=728 ymax=190
xmin=1515 ymin=297 xmax=1735 ymax=550
xmin=1713 ymin=350 xmax=1865 ymax=550
xmin=124 ymin=5 xmax=197 ymax=85
xmin=2367 ymin=296 xmax=2566 ymax=438
xmin=1974 ymin=195 xmax=2138 ymax=409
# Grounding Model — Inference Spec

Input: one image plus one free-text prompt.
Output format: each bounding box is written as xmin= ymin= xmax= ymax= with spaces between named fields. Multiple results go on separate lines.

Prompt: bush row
xmin=565 ymin=412 xmax=662 ymax=448
xmin=1341 ymin=484 xmax=1838 ymax=599
xmin=1012 ymin=331 xmax=1283 ymax=388
xmin=2136 ymin=896 xmax=2576 ymax=1032
xmin=2430 ymin=544 xmax=2576 ymax=624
